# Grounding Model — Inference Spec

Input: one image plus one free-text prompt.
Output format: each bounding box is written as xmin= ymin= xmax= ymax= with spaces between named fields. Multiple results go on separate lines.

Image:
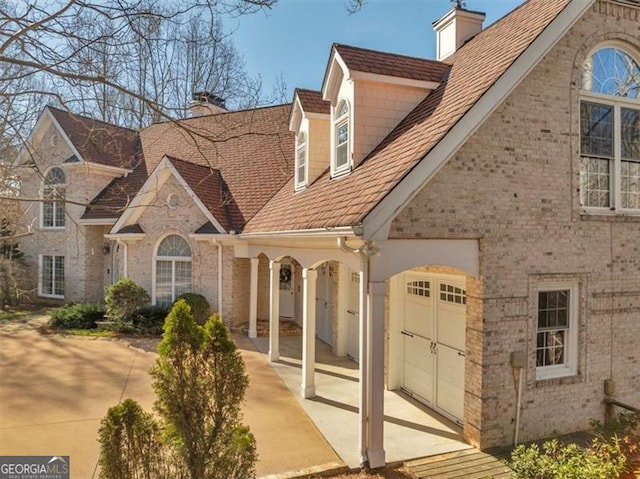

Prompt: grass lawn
xmin=0 ymin=305 xmax=53 ymax=321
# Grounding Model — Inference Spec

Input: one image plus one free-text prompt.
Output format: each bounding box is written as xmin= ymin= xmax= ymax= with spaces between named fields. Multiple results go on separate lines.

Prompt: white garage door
xmin=316 ymin=264 xmax=334 ymax=345
xmin=346 ymin=270 xmax=360 ymax=363
xmin=400 ymin=273 xmax=466 ymax=425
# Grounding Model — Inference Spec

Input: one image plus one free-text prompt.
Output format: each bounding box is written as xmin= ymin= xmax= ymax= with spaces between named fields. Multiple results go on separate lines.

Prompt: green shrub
xmin=105 ymin=278 xmax=150 ymax=322
xmin=509 ymin=438 xmax=626 ymax=479
xmin=173 ymin=292 xmax=210 ymax=325
xmin=124 ymin=306 xmax=168 ymax=336
xmin=49 ymin=302 xmax=105 ymax=330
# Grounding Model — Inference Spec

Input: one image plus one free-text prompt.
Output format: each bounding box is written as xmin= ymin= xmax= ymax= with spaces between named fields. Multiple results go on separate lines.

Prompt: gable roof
xmin=243 ymin=0 xmax=587 ymax=235
xmin=47 ymin=106 xmax=140 ymax=170
xmin=83 ymin=104 xmax=293 ymax=229
xmin=296 ymin=89 xmax=330 ymax=115
xmin=333 ymin=44 xmax=449 ymax=83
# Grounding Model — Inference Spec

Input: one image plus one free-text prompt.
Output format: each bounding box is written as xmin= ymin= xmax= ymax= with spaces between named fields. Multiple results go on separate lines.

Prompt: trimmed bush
xmin=105 ymin=278 xmax=150 ymax=322
xmin=49 ymin=302 xmax=105 ymax=329
xmin=124 ymin=306 xmax=168 ymax=336
xmin=173 ymin=292 xmax=210 ymax=325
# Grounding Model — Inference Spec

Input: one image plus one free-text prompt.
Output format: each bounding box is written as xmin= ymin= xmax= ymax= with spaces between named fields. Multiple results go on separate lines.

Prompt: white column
xmin=269 ymin=260 xmax=280 ymax=362
xmin=336 ymin=263 xmax=349 ymax=357
xmin=248 ymin=257 xmax=259 ymax=339
xmin=358 ymin=263 xmax=369 ymax=466
xmin=301 ymin=268 xmax=318 ymax=398
xmin=367 ymin=281 xmax=386 ymax=468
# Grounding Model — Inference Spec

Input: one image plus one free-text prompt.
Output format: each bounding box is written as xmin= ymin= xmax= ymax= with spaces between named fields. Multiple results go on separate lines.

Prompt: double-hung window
xmin=333 ymin=100 xmax=351 ymax=176
xmin=536 ymin=282 xmax=578 ymax=380
xmin=580 ymin=47 xmax=640 ymax=212
xmin=296 ymin=132 xmax=307 ymax=189
xmin=39 ymin=255 xmax=64 ymax=298
xmin=42 ymin=167 xmax=66 ymax=228
xmin=154 ymin=234 xmax=192 ymax=307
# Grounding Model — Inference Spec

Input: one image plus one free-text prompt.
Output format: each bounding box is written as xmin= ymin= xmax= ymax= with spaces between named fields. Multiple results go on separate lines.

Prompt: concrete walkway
xmin=0 ymin=316 xmax=340 ymax=478
xmin=252 ymin=335 xmax=470 ymax=468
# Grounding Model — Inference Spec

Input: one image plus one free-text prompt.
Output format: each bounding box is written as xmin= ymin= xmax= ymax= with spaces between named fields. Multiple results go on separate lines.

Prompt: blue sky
xmin=225 ymin=0 xmax=524 ymax=97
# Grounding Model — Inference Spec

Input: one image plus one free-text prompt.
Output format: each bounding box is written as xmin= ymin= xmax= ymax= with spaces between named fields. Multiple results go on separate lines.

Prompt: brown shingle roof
xmin=296 ymin=89 xmax=330 ymax=115
xmin=48 ymin=106 xmax=140 ymax=169
xmin=244 ymin=0 xmax=571 ymax=233
xmin=83 ymin=104 xmax=293 ymax=228
xmin=167 ymin=156 xmax=241 ymax=233
xmin=334 ymin=44 xmax=449 ymax=83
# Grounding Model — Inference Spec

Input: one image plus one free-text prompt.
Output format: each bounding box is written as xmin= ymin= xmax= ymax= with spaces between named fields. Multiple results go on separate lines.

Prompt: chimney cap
xmin=192 ymin=91 xmax=226 ymax=109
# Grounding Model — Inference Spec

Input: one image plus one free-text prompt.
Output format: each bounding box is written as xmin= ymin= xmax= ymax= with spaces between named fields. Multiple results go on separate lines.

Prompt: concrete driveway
xmin=0 ymin=315 xmax=340 ymax=478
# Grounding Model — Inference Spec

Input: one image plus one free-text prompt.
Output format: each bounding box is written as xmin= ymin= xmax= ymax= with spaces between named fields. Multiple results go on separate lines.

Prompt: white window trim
xmin=580 ymin=45 xmax=640 ymax=216
xmin=295 ymin=132 xmax=308 ymax=190
xmin=38 ymin=254 xmax=64 ymax=299
xmin=152 ymin=234 xmax=193 ymax=306
xmin=331 ymin=99 xmax=352 ymax=177
xmin=40 ymin=167 xmax=66 ymax=230
xmin=535 ymin=281 xmax=579 ymax=380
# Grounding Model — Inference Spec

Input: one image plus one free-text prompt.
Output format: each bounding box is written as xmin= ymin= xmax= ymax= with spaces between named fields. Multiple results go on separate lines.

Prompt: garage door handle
xmin=401 ymin=330 xmax=414 ymax=338
xmin=458 ymin=351 xmax=466 ymax=357
xmin=347 ymin=310 xmax=357 ymax=315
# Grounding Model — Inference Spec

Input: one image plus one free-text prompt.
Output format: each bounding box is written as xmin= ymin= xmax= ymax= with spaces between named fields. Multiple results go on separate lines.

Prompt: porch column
xmin=269 ymin=260 xmax=280 ymax=362
xmin=367 ymin=281 xmax=386 ymax=468
xmin=358 ymin=266 xmax=369 ymax=466
xmin=248 ymin=257 xmax=259 ymax=339
xmin=301 ymin=268 xmax=318 ymax=398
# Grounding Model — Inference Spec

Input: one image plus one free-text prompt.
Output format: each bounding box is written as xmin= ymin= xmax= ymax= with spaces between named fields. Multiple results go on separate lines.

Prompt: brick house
xmin=17 ymin=0 xmax=640 ymax=468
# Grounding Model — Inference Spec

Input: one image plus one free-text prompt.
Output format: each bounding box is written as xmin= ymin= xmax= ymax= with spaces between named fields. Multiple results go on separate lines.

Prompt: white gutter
xmin=240 ymin=225 xmax=360 ymax=240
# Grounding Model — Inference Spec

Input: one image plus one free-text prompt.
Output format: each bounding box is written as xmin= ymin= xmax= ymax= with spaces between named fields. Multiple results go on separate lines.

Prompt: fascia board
xmin=349 ymin=71 xmax=440 ymax=91
xmin=362 ymin=0 xmax=595 ymax=241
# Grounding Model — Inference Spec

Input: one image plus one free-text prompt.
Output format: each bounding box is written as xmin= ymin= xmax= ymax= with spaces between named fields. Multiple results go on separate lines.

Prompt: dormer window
xmin=333 ymin=100 xmax=351 ymax=176
xmin=296 ymin=132 xmax=308 ymax=189
xmin=580 ymin=46 xmax=640 ymax=212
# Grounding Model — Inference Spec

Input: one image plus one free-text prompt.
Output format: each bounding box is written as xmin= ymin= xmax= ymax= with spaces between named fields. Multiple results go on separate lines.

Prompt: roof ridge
xmin=333 ymin=42 xmax=447 ymax=67
xmin=151 ymin=102 xmax=292 ymax=125
xmin=46 ymin=105 xmax=138 ymax=133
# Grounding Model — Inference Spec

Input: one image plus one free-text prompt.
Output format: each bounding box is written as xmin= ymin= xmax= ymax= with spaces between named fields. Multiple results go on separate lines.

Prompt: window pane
xmin=337 ymin=143 xmax=348 ymax=168
xmin=582 ymin=48 xmax=640 ymax=98
xmin=622 ymin=160 xmax=640 ymax=209
xmin=337 ymin=101 xmax=349 ymax=117
xmin=297 ymin=145 xmax=306 ymax=184
xmin=54 ymin=256 xmax=64 ymax=296
xmin=537 ymin=290 xmax=571 ymax=369
xmin=338 ymin=122 xmax=348 ymax=144
xmin=581 ymin=102 xmax=613 ymax=157
xmin=42 ymin=256 xmax=53 ymax=295
xmin=174 ymin=261 xmax=192 ymax=298
xmin=580 ymin=156 xmax=610 ymax=207
xmin=42 ymin=201 xmax=53 ymax=227
xmin=54 ymin=200 xmax=65 ymax=227
xmin=156 ymin=260 xmax=173 ymax=306
xmin=157 ymin=235 xmax=191 ymax=257
xmin=622 ymin=108 xmax=640 ymax=160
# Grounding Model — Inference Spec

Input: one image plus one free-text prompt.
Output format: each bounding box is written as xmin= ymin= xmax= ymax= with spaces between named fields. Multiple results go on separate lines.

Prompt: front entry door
xmin=279 ymin=261 xmax=294 ymax=318
xmin=400 ymin=273 xmax=466 ymax=424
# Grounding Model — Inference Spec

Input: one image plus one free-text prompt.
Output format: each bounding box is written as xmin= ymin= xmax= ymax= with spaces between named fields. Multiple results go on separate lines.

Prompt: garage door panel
xmin=436 ymin=302 xmax=465 ymax=351
xmin=436 ymin=344 xmax=465 ymax=421
xmin=404 ymin=300 xmax=433 ymax=339
xmin=403 ymin=336 xmax=433 ymax=404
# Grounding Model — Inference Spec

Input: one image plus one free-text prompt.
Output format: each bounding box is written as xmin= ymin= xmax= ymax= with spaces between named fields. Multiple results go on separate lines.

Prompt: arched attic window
xmin=333 ymin=99 xmax=351 ymax=176
xmin=154 ymin=234 xmax=192 ymax=306
xmin=296 ymin=131 xmax=308 ymax=189
xmin=42 ymin=167 xmax=65 ymax=228
xmin=580 ymin=46 xmax=640 ymax=211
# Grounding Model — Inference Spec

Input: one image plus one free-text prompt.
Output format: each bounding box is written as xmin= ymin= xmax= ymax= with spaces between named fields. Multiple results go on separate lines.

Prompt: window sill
xmin=580 ymin=209 xmax=640 ymax=222
xmin=330 ymin=167 xmax=351 ymax=179
xmin=536 ymin=366 xmax=579 ymax=384
xmin=41 ymin=226 xmax=66 ymax=231
xmin=294 ymin=182 xmax=307 ymax=192
xmin=38 ymin=293 xmax=64 ymax=300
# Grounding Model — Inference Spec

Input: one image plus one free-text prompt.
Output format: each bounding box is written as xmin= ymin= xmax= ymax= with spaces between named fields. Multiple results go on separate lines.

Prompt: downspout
xmin=211 ymin=239 xmax=224 ymax=316
xmin=116 ymin=239 xmax=128 ymax=277
xmin=337 ymin=236 xmax=369 ymax=466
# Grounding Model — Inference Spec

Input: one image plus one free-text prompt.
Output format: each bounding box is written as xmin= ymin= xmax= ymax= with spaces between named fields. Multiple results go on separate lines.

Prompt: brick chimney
xmin=433 ymin=3 xmax=485 ymax=61
xmin=189 ymin=92 xmax=227 ymax=117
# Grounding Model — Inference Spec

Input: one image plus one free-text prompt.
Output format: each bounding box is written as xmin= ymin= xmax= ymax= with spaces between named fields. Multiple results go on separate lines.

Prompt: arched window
xmin=42 ymin=167 xmax=65 ymax=228
xmin=154 ymin=234 xmax=192 ymax=306
xmin=296 ymin=132 xmax=307 ymax=189
xmin=580 ymin=46 xmax=640 ymax=211
xmin=333 ymin=100 xmax=351 ymax=175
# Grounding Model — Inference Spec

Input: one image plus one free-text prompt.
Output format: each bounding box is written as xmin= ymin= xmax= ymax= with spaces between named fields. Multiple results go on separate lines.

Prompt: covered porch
xmin=235 ymin=236 xmax=481 ymax=468
xmin=252 ymin=334 xmax=470 ymax=467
